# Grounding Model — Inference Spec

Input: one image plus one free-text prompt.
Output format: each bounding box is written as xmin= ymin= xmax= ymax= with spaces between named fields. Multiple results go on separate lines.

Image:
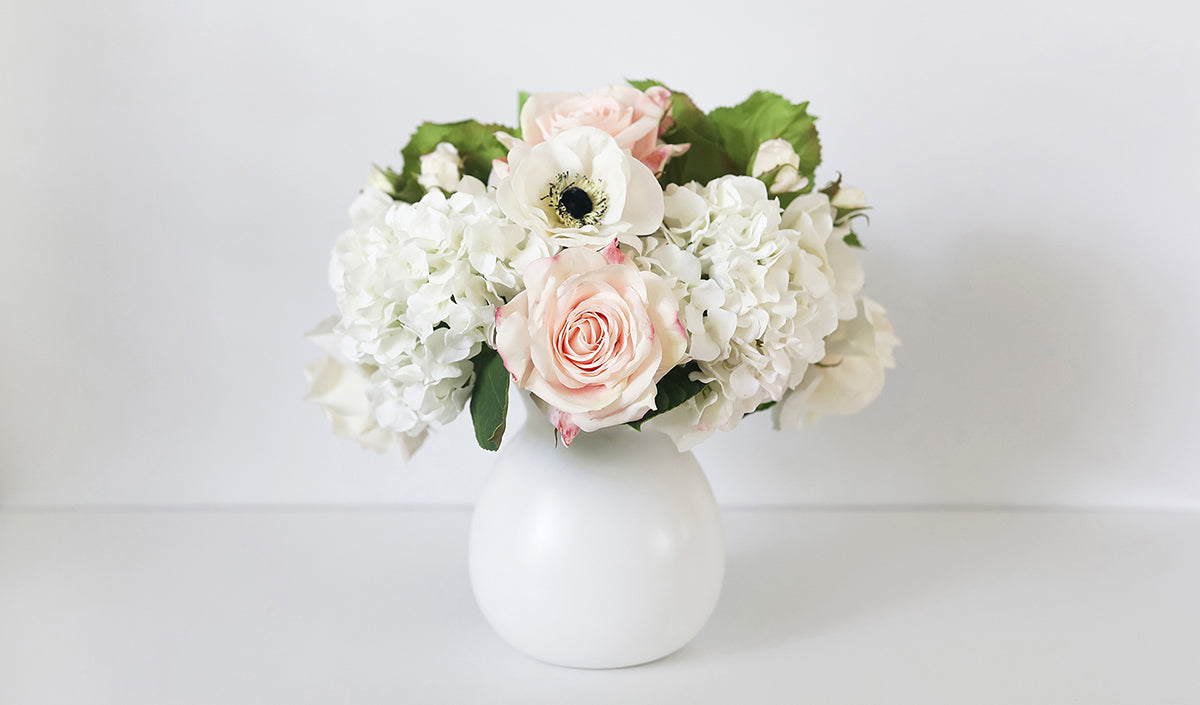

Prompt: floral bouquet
xmin=305 ymin=81 xmax=898 ymax=458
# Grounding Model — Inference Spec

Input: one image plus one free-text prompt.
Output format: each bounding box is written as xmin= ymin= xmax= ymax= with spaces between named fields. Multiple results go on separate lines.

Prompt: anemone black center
xmin=560 ymin=186 xmax=594 ymax=220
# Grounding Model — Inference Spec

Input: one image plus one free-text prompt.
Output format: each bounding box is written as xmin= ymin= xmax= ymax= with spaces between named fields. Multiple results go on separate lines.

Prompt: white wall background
xmin=2 ymin=0 xmax=1197 ymax=509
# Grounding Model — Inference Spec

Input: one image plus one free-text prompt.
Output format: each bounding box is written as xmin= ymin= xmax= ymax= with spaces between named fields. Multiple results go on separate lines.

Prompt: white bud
xmin=417 ymin=142 xmax=464 ymax=193
xmin=365 ymin=167 xmax=395 ymax=195
xmin=750 ymin=138 xmax=809 ymax=194
xmin=831 ymin=185 xmax=867 ymax=210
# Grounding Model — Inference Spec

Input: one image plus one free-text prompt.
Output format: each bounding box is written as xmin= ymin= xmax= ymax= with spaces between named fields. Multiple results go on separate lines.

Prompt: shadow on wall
xmin=699 ymin=228 xmax=1189 ymax=506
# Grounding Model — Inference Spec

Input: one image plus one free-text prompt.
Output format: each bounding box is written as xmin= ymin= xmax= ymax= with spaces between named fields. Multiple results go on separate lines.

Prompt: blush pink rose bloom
xmin=520 ymin=84 xmax=690 ymax=176
xmin=494 ymin=243 xmax=689 ymax=445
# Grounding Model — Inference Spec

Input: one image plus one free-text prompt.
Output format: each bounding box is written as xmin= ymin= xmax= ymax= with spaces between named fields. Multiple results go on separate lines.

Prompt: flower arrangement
xmin=305 ymin=81 xmax=898 ymax=457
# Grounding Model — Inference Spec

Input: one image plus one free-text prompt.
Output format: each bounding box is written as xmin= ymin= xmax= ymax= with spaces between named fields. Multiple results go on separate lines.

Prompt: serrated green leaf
xmin=627 ymin=362 xmax=707 ymax=431
xmin=469 ymin=345 xmax=510 ymax=451
xmin=708 ymin=91 xmax=821 ymax=192
xmin=390 ymin=119 xmax=515 ymax=202
xmin=629 ymin=86 xmax=822 ymax=190
xmin=658 ymin=89 xmax=740 ymax=185
xmin=624 ymin=80 xmax=739 ymax=186
xmin=626 ymin=78 xmax=663 ymax=92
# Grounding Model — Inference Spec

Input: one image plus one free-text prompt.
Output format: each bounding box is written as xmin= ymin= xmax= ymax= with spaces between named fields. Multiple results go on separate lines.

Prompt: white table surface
xmin=2 ymin=507 xmax=1198 ymax=704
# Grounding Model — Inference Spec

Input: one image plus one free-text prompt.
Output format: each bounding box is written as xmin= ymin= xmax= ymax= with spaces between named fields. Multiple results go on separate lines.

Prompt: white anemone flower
xmin=495 ymin=126 xmax=664 ymax=251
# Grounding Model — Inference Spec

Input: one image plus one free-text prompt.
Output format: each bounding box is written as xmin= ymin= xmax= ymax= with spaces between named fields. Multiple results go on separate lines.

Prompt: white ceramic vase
xmin=468 ymin=395 xmax=725 ymax=668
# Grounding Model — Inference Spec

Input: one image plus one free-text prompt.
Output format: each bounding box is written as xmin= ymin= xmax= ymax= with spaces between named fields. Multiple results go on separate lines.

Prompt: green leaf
xmin=776 ymin=191 xmax=803 ymax=210
xmin=843 ymin=231 xmax=865 ymax=249
xmin=626 ymin=78 xmax=663 ymax=92
xmin=626 ymin=79 xmax=739 ymax=186
xmin=390 ymin=119 xmax=516 ymax=202
xmin=834 ymin=207 xmax=871 ymax=225
xmin=627 ymin=362 xmax=707 ymax=431
xmin=469 ymin=345 xmax=510 ymax=451
xmin=659 ymin=90 xmax=740 ymax=185
xmin=628 ymin=84 xmax=822 ymax=191
xmin=753 ymin=401 xmax=776 ymax=414
xmin=708 ymin=91 xmax=821 ymax=192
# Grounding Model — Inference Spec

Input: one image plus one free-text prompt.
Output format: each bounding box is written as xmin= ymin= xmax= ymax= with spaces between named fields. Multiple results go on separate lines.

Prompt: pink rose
xmin=494 ymin=243 xmax=689 ymax=445
xmin=520 ymin=84 xmax=690 ymax=176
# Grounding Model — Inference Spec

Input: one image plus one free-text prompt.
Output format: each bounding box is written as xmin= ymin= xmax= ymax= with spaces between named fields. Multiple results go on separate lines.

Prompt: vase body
xmin=468 ymin=399 xmax=725 ymax=668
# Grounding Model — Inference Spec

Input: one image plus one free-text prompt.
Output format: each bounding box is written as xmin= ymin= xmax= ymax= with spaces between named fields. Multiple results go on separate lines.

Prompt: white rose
xmin=304 ymin=355 xmax=396 ymax=454
xmin=775 ymin=297 xmax=898 ymax=428
xmin=750 ymin=138 xmax=808 ymax=194
xmin=304 ymin=316 xmax=429 ymax=457
xmin=781 ymin=192 xmax=865 ymax=321
xmin=495 ymin=126 xmax=664 ymax=250
xmin=416 ymin=142 xmax=464 ymax=193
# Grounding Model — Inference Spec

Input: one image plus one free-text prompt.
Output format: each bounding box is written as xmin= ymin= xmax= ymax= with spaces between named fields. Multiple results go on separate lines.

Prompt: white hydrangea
xmin=638 ymin=176 xmax=842 ymax=450
xmin=328 ymin=176 xmax=555 ymax=449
